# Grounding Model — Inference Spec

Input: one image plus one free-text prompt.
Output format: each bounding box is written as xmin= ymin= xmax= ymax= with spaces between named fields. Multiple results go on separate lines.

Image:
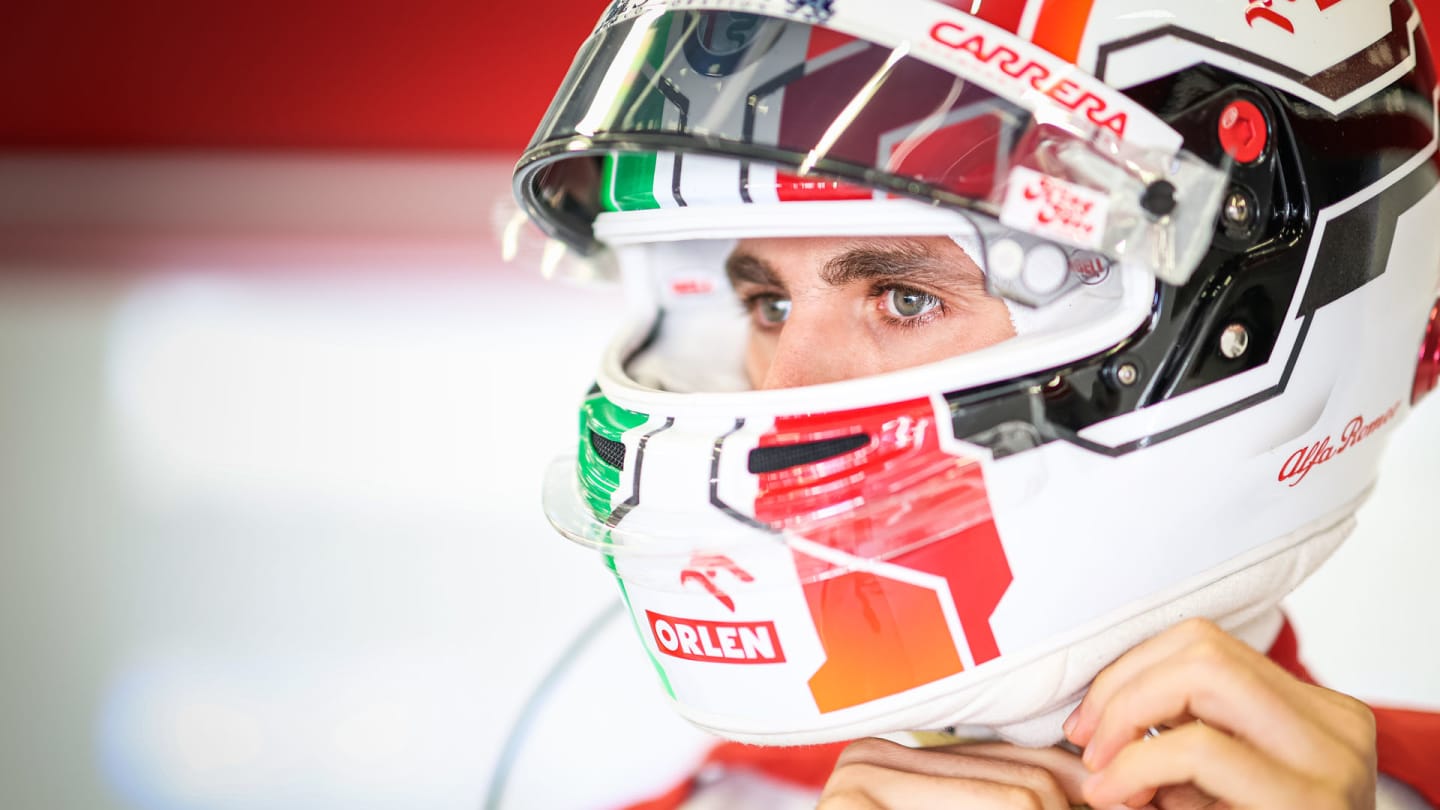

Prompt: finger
xmin=1151 ymin=783 xmax=1221 ymax=810
xmin=1123 ymin=787 xmax=1159 ymax=808
xmin=938 ymin=742 xmax=1093 ymax=802
xmin=1290 ymin=684 xmax=1379 ymax=760
xmin=1082 ymin=721 xmax=1326 ymax=810
xmin=1069 ymin=619 xmax=1310 ymax=748
xmin=816 ymin=787 xmax=883 ymax=810
xmin=1080 ymin=648 xmax=1341 ymax=773
xmin=831 ymin=739 xmax=1072 ymax=810
xmin=821 ymin=761 xmax=1068 ymax=810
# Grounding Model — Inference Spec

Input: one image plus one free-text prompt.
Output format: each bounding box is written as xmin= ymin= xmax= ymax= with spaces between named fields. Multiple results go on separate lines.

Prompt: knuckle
xmin=1343 ymin=695 xmax=1377 ymax=738
xmin=1326 ymin=691 xmax=1378 ymax=751
xmin=1009 ymin=762 xmax=1063 ymax=797
xmin=834 ymin=738 xmax=900 ymax=769
xmin=1177 ymin=642 xmax=1236 ymax=690
xmin=1182 ymin=634 xmax=1233 ymax=668
xmin=825 ymin=761 xmax=887 ymax=793
xmin=1175 ymin=616 xmax=1223 ymax=642
xmin=993 ymin=784 xmax=1046 ymax=810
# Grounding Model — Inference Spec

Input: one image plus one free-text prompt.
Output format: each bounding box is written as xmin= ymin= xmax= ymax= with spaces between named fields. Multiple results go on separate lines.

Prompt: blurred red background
xmin=2 ymin=0 xmax=1438 ymax=154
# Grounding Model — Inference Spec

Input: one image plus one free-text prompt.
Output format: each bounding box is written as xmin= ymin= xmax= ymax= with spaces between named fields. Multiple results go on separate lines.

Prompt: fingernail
xmin=1062 ymin=705 xmax=1081 ymax=738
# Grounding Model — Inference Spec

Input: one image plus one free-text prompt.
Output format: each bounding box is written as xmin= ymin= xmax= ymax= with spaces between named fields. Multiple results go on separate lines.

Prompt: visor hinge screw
xmin=1220 ymin=323 xmax=1251 ymax=359
xmin=1115 ymin=362 xmax=1140 ymax=386
xmin=1224 ymin=190 xmax=1255 ymax=228
xmin=1141 ymin=180 xmax=1178 ymax=219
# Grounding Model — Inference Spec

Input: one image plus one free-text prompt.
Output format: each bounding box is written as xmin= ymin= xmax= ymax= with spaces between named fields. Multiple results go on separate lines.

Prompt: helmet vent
xmin=589 ymin=430 xmax=628 ymax=470
xmin=747 ymin=434 xmax=870 ymax=474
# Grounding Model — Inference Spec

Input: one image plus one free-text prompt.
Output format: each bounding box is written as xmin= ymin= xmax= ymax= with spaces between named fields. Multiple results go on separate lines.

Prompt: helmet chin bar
xmin=676 ymin=500 xmax=1358 ymax=748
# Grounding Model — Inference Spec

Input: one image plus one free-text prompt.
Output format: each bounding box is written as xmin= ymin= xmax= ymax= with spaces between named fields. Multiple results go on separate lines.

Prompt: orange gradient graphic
xmin=804 ymin=571 xmax=964 ymax=713
xmin=1031 ymin=0 xmax=1097 ymax=61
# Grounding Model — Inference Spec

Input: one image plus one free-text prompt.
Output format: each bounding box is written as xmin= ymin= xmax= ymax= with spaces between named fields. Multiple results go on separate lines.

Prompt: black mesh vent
xmin=589 ymin=430 xmax=627 ymax=470
xmin=747 ymin=433 xmax=870 ymax=474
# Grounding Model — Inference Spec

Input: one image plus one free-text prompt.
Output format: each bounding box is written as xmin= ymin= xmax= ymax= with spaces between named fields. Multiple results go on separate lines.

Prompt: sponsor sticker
xmin=1278 ymin=401 xmax=1400 ymax=487
xmin=1000 ymin=166 xmax=1110 ymax=250
xmin=928 ymin=20 xmax=1131 ymax=139
xmin=647 ymin=610 xmax=787 ymax=664
xmin=1245 ymin=0 xmax=1353 ymax=34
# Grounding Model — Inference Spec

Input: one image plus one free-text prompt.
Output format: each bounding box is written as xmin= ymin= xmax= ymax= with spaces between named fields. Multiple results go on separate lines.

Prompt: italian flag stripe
xmin=603 ymin=152 xmax=662 ymax=212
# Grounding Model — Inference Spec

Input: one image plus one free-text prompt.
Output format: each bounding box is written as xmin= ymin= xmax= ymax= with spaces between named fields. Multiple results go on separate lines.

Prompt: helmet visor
xmin=514 ymin=5 xmax=1227 ymax=285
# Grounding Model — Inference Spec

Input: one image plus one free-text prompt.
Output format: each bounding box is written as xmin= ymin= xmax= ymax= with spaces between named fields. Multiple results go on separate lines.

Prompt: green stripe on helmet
xmin=602 ymin=152 xmax=662 ymax=212
xmin=578 ymin=390 xmax=675 ymax=697
xmin=608 ymin=558 xmax=676 ymax=699
xmin=577 ymin=390 xmax=650 ymax=519
xmin=598 ymin=13 xmax=673 ymax=213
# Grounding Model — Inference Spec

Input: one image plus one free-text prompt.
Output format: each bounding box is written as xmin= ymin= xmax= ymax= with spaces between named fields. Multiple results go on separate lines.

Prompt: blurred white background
xmin=0 ymin=152 xmax=1436 ymax=810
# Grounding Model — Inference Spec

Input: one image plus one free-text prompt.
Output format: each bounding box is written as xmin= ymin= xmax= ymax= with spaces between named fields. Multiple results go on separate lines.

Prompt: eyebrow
xmin=724 ymin=239 xmax=986 ymax=293
xmin=724 ymin=251 xmax=782 ymax=289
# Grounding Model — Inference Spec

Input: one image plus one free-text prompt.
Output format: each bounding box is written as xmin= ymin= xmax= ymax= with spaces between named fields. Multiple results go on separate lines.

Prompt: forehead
xmin=727 ymin=235 xmax=984 ymax=287
xmin=735 ymin=234 xmax=962 ymax=259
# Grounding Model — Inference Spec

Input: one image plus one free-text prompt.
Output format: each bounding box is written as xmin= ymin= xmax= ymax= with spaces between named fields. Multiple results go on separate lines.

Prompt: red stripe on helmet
xmin=753 ymin=399 xmax=1013 ymax=712
xmin=935 ymin=0 xmax=1030 ymax=33
xmin=805 ymin=24 xmax=856 ymax=59
xmin=774 ymin=171 xmax=873 ymax=202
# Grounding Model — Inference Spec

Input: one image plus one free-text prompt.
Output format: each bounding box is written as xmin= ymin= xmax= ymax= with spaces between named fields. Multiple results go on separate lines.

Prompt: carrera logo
xmin=930 ymin=21 xmax=1129 ymax=138
xmin=646 ymin=611 xmax=786 ymax=664
xmin=1278 ymin=401 xmax=1399 ymax=487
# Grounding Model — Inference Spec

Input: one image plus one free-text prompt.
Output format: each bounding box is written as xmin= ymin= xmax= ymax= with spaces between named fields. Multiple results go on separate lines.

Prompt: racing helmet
xmin=513 ymin=0 xmax=1440 ymax=746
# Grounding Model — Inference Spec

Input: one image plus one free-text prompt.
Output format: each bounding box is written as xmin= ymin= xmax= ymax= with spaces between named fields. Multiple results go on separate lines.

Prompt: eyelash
xmin=738 ymin=291 xmax=786 ymax=328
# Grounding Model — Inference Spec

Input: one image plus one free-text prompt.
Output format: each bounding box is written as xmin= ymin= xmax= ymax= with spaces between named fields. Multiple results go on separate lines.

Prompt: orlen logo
xmin=646 ymin=610 xmax=787 ymax=664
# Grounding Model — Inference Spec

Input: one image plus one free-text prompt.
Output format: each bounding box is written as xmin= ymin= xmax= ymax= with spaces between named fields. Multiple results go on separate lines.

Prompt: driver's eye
xmin=884 ymin=287 xmax=941 ymax=319
xmin=751 ymin=295 xmax=791 ymax=326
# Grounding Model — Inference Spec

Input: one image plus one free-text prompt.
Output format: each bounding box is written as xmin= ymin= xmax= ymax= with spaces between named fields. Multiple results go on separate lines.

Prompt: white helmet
xmin=513 ymin=0 xmax=1440 ymax=746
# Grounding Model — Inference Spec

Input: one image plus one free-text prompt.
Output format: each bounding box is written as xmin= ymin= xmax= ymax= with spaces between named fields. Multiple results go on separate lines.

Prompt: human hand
xmin=1066 ymin=618 xmax=1378 ymax=810
xmin=817 ymin=736 xmax=1131 ymax=809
